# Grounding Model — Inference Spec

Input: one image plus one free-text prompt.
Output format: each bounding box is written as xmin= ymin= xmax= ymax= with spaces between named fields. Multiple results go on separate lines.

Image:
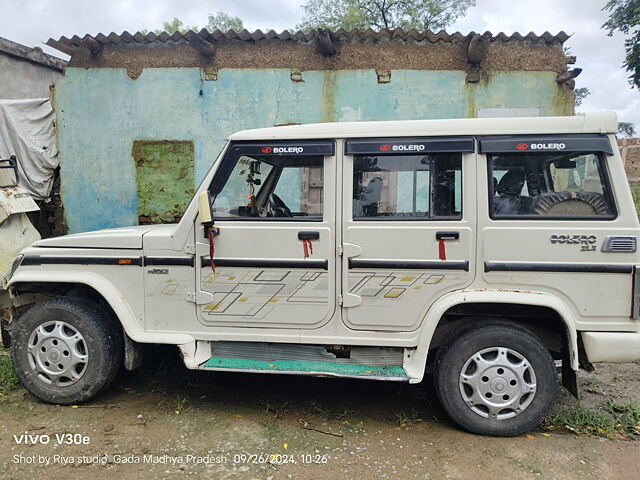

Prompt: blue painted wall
xmin=54 ymin=68 xmax=571 ymax=233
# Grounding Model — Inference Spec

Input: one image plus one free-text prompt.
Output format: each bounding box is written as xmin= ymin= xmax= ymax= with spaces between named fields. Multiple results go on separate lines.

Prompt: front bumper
xmin=582 ymin=331 xmax=640 ymax=363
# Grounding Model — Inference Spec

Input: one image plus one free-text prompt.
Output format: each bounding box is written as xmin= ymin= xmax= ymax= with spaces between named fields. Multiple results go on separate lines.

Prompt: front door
xmin=195 ymin=140 xmax=337 ymax=329
xmin=341 ymin=137 xmax=477 ymax=331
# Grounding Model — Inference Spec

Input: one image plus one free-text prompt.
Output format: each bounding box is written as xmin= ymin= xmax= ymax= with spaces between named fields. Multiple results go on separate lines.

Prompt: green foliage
xmin=0 ymin=349 xmax=20 ymax=394
xmin=630 ymin=186 xmax=640 ymax=217
xmin=297 ymin=0 xmax=475 ymax=31
xmin=602 ymin=0 xmax=640 ymax=88
xmin=619 ymin=121 xmax=637 ymax=137
xmin=574 ymin=87 xmax=590 ymax=107
xmin=207 ymin=11 xmax=244 ymax=31
xmin=154 ymin=17 xmax=198 ymax=35
xmin=545 ymin=402 xmax=640 ymax=438
xmin=152 ymin=11 xmax=245 ymax=35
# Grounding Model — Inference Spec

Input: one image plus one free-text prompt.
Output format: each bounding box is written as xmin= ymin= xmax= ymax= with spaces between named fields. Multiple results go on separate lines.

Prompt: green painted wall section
xmin=132 ymin=140 xmax=194 ymax=223
xmin=54 ymin=67 xmax=572 ymax=233
xmin=203 ymin=356 xmax=408 ymax=378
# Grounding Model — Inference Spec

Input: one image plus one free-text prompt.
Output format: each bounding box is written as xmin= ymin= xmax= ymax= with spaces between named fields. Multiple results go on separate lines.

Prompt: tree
xmin=574 ymin=87 xmax=591 ymax=107
xmin=602 ymin=0 xmax=640 ymax=88
xmin=154 ymin=18 xmax=198 ymax=35
xmin=207 ymin=11 xmax=244 ymax=31
xmin=297 ymin=0 xmax=475 ymax=32
xmin=619 ymin=121 xmax=637 ymax=137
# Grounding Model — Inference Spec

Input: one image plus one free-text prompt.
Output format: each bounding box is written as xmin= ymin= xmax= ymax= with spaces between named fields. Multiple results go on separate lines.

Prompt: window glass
xmin=274 ymin=166 xmax=323 ymax=216
xmin=353 ymin=153 xmax=462 ymax=219
xmin=490 ymin=152 xmax=614 ymax=218
xmin=211 ymin=154 xmax=323 ymax=220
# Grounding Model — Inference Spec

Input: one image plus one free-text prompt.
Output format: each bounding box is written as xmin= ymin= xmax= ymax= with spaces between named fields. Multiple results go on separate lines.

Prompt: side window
xmin=490 ymin=152 xmax=615 ymax=218
xmin=353 ymin=153 xmax=462 ymax=219
xmin=274 ymin=165 xmax=323 ymax=216
xmin=211 ymin=154 xmax=323 ymax=220
xmin=212 ymin=156 xmax=273 ymax=218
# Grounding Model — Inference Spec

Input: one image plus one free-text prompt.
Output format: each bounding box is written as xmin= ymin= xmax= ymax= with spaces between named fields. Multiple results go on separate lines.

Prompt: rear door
xmin=194 ymin=140 xmax=337 ymax=329
xmin=479 ymin=134 xmax=638 ymax=327
xmin=340 ymin=137 xmax=476 ymax=331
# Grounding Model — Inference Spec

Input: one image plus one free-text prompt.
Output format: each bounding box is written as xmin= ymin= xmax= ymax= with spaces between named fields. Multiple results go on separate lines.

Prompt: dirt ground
xmin=1 ymin=347 xmax=638 ymax=480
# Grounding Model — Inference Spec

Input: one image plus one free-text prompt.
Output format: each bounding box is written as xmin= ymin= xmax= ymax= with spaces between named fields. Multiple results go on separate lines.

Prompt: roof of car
xmin=228 ymin=113 xmax=618 ymax=141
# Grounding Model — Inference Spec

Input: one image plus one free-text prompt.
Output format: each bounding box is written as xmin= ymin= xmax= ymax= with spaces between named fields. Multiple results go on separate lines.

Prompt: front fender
xmin=7 ymin=270 xmax=195 ymax=345
xmin=404 ymin=289 xmax=579 ymax=383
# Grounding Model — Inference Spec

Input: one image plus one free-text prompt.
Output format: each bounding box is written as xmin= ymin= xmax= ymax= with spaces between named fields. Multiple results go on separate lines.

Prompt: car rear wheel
xmin=434 ymin=321 xmax=557 ymax=436
xmin=10 ymin=297 xmax=123 ymax=404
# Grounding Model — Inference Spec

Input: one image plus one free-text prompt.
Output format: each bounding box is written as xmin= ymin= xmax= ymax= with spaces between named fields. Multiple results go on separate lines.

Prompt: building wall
xmin=0 ymin=53 xmax=62 ymax=99
xmin=54 ymin=67 xmax=573 ymax=233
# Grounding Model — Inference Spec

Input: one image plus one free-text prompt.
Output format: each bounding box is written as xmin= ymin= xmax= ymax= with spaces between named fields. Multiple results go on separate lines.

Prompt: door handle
xmin=436 ymin=231 xmax=459 ymax=241
xmin=298 ymin=231 xmax=320 ymax=240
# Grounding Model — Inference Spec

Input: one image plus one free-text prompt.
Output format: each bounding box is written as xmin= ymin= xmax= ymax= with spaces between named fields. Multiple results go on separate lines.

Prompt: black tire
xmin=434 ymin=321 xmax=557 ymax=436
xmin=10 ymin=297 xmax=123 ymax=404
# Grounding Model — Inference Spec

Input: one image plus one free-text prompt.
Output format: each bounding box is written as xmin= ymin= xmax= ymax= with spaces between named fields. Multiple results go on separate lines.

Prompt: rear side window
xmin=489 ymin=152 xmax=616 ymax=219
xmin=353 ymin=153 xmax=462 ymax=219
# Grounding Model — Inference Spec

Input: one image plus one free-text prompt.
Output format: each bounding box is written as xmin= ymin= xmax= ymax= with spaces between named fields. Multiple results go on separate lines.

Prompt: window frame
xmin=487 ymin=151 xmax=618 ymax=221
xmin=208 ymin=141 xmax=332 ymax=222
xmin=351 ymin=152 xmax=464 ymax=222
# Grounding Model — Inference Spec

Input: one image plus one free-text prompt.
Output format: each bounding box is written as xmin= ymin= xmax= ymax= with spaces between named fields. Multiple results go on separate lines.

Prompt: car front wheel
xmin=10 ymin=297 xmax=123 ymax=404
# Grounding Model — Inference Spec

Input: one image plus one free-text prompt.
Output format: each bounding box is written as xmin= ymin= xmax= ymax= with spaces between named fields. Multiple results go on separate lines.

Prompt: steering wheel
xmin=264 ymin=193 xmax=293 ymax=217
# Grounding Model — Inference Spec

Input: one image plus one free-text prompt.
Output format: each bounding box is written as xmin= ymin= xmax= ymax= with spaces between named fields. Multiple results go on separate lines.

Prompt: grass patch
xmin=395 ymin=408 xmax=423 ymax=428
xmin=544 ymin=402 xmax=640 ymax=438
xmin=0 ymin=348 xmax=20 ymax=394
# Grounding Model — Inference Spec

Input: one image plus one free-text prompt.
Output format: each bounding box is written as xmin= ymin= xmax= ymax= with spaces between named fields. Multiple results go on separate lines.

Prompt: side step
xmin=202 ymin=357 xmax=409 ymax=381
xmin=198 ymin=342 xmax=409 ymax=381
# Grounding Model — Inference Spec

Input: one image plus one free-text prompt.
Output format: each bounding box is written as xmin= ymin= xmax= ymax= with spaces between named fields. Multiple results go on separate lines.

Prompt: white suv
xmin=4 ymin=112 xmax=640 ymax=436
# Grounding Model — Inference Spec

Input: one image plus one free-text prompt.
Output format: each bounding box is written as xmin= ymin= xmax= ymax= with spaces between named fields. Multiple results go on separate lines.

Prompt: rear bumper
xmin=582 ymin=331 xmax=640 ymax=363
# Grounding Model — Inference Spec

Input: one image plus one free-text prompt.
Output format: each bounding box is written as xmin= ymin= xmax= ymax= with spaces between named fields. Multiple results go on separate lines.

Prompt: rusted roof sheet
xmin=46 ymin=28 xmax=570 ymax=56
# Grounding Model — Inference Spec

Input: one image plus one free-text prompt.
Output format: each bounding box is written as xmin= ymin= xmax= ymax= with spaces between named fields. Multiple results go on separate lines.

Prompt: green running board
xmin=202 ymin=357 xmax=408 ymax=380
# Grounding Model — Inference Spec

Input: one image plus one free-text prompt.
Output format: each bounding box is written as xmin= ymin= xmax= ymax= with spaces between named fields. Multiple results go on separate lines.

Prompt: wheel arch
xmin=7 ymin=271 xmax=194 ymax=345
xmin=404 ymin=290 xmax=579 ymax=383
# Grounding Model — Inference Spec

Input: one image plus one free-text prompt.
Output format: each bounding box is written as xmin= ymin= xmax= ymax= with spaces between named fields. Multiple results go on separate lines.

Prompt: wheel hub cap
xmin=459 ymin=347 xmax=537 ymax=420
xmin=27 ymin=321 xmax=88 ymax=387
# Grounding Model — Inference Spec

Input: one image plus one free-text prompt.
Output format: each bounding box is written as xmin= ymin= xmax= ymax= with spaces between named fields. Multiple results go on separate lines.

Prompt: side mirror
xmin=198 ymin=191 xmax=213 ymax=225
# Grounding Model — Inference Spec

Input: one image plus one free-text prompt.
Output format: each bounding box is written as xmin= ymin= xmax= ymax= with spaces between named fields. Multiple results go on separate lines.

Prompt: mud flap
xmin=1 ymin=318 xmax=11 ymax=348
xmin=124 ymin=334 xmax=144 ymax=371
xmin=1 ymin=291 xmax=12 ymax=348
xmin=561 ymin=343 xmax=580 ymax=400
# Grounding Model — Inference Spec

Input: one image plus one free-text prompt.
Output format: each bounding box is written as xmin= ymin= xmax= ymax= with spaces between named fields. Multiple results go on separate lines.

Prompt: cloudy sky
xmin=2 ymin=0 xmax=638 ymax=128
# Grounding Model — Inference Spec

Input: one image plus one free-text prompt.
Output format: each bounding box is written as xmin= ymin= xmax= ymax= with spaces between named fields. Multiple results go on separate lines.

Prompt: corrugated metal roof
xmin=46 ymin=28 xmax=570 ymax=56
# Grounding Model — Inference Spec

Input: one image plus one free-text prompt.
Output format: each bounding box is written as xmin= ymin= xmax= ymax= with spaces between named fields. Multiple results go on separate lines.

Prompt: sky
xmin=1 ymin=0 xmax=638 ymax=128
